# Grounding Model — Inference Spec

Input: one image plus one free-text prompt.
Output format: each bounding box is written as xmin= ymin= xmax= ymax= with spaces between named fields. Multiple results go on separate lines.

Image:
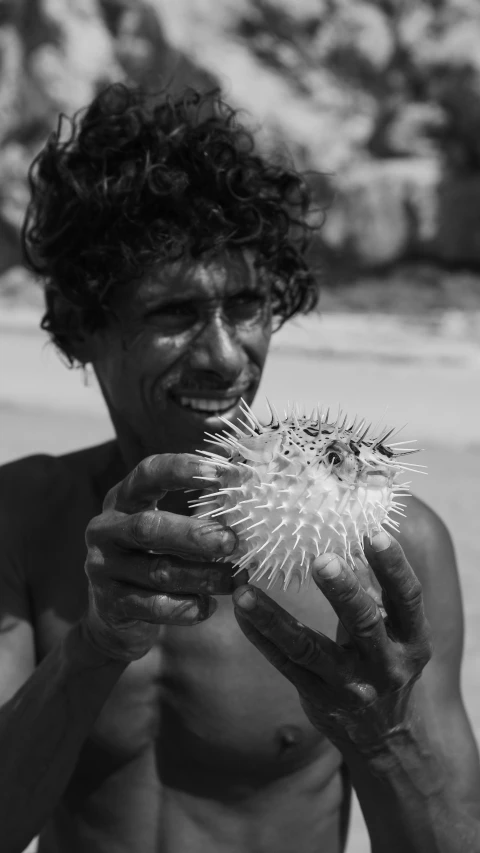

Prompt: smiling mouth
xmin=170 ymin=392 xmax=242 ymax=415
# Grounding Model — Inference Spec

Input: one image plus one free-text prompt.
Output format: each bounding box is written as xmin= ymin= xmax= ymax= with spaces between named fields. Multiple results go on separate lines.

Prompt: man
xmin=0 ymin=83 xmax=479 ymax=853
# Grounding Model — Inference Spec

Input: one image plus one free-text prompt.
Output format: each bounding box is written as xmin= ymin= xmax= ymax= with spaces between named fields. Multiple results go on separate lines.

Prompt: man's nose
xmin=188 ymin=314 xmax=248 ymax=383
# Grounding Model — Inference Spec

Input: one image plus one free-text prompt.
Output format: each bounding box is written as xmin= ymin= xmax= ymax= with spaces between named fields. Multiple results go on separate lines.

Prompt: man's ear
xmin=67 ymin=331 xmax=96 ymax=366
xmin=42 ymin=291 xmax=101 ymax=366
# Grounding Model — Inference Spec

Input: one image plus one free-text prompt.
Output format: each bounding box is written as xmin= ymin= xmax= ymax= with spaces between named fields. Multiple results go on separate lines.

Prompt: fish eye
xmin=325 ymin=448 xmax=343 ymax=466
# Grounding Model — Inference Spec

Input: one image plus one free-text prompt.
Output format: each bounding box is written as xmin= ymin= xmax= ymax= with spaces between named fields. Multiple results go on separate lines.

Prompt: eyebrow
xmin=144 ymin=284 xmax=267 ymax=308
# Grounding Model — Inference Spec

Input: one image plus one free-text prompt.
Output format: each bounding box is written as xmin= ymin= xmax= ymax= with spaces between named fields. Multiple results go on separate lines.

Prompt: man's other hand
xmin=233 ymin=531 xmax=433 ymax=752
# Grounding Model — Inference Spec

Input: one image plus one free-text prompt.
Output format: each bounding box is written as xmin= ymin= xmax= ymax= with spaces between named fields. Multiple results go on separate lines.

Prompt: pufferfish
xmin=190 ymin=401 xmax=423 ymax=591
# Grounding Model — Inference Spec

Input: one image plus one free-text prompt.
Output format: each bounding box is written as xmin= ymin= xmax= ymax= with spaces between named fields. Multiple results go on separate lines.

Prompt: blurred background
xmin=1 ymin=2 xmax=480 ymax=851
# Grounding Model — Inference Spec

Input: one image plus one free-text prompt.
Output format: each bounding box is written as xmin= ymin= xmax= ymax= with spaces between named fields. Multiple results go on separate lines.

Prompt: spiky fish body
xmin=191 ymin=402 xmax=422 ymax=591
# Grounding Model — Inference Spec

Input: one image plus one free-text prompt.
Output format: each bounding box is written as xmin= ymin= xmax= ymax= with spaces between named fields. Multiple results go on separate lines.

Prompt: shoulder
xmin=0 ymin=453 xmax=69 ymax=515
xmin=0 ymin=447 xmax=109 ymax=591
xmin=0 ymin=441 xmax=118 ymax=509
xmin=0 ymin=441 xmax=123 ymax=540
xmin=0 ymin=455 xmax=71 ymax=596
xmin=0 ymin=446 xmax=108 ymax=544
xmin=0 ymin=454 xmax=76 ymax=565
xmin=395 ymin=494 xmax=463 ymax=672
xmin=0 ymin=453 xmax=75 ymax=520
xmin=395 ymin=494 xmax=455 ymax=576
xmin=393 ymin=497 xmax=480 ymax=809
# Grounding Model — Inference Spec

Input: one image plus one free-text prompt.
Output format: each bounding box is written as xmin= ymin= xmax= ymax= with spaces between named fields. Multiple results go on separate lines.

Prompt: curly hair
xmin=22 ymin=83 xmax=321 ymax=363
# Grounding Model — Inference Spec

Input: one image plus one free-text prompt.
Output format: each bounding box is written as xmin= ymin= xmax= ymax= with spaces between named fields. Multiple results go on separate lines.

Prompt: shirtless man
xmin=1 ymin=84 xmax=479 ymax=853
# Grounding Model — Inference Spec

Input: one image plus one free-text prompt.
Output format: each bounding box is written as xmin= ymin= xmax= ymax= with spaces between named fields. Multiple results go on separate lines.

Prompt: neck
xmin=89 ymin=440 xmax=128 ymax=504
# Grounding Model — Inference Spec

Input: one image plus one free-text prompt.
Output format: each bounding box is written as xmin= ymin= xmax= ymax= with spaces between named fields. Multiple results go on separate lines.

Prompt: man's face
xmin=89 ymin=251 xmax=272 ymax=459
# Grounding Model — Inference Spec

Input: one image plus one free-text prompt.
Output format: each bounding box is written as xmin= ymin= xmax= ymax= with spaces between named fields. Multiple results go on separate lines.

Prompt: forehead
xmin=127 ymin=251 xmax=259 ymax=309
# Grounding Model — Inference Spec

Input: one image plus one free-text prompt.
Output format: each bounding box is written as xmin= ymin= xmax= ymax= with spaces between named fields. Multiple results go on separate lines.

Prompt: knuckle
xmin=108 ymin=591 xmax=125 ymax=618
xmin=136 ymin=455 xmax=159 ymax=482
xmin=85 ymin=545 xmax=105 ymax=575
xmin=380 ymin=550 xmax=406 ymax=575
xmin=290 ymin=633 xmax=318 ymax=668
xmin=423 ymin=626 xmax=434 ymax=661
xmin=348 ymin=681 xmax=377 ymax=707
xmin=110 ymin=584 xmax=143 ymax=621
xmin=168 ymin=452 xmax=183 ymax=470
xmin=90 ymin=580 xmax=114 ymax=616
xmin=131 ymin=511 xmax=160 ymax=548
xmin=387 ymin=663 xmax=410 ymax=691
xmin=259 ymin=607 xmax=282 ymax=635
xmin=148 ymin=594 xmax=165 ymax=620
xmin=412 ymin=632 xmax=434 ymax=669
xmin=113 ymin=597 xmax=136 ymax=623
xmin=354 ymin=605 xmax=384 ymax=637
xmin=150 ymin=557 xmax=172 ymax=587
xmin=85 ymin=514 xmax=103 ymax=547
xmin=335 ymin=580 xmax=362 ymax=606
xmin=103 ymin=483 xmax=119 ymax=510
xmin=272 ymin=650 xmax=295 ymax=677
xmin=402 ymin=578 xmax=424 ymax=607
xmin=123 ymin=456 xmax=160 ymax=503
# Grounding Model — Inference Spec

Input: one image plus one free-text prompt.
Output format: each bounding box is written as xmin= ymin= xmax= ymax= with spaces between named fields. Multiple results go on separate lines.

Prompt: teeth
xmin=177 ymin=396 xmax=239 ymax=414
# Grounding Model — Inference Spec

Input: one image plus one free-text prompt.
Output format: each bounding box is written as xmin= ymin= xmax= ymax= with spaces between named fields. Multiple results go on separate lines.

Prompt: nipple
xmin=277 ymin=724 xmax=303 ymax=753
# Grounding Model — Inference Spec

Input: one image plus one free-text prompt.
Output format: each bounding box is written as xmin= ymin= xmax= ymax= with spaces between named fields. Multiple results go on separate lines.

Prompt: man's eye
xmin=226 ymin=294 xmax=266 ymax=319
xmin=324 ymin=442 xmax=346 ymax=466
xmin=163 ymin=306 xmax=193 ymax=317
xmin=147 ymin=305 xmax=196 ymax=329
xmin=326 ymin=450 xmax=342 ymax=466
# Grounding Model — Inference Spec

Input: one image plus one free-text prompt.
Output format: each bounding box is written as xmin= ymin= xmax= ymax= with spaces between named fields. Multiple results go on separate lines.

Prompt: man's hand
xmin=83 ymin=454 xmax=238 ymax=662
xmin=232 ymin=530 xmax=433 ymax=753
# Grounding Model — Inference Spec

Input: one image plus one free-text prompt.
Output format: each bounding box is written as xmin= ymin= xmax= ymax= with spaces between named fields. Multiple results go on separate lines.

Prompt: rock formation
xmin=2 ymin=0 xmax=480 ymax=300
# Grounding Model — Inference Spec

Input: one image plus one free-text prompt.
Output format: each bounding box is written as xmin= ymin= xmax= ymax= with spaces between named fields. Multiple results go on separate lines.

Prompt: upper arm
xmin=0 ymin=549 xmax=35 ymax=706
xmin=397 ymin=497 xmax=480 ymax=816
xmin=0 ymin=458 xmax=49 ymax=707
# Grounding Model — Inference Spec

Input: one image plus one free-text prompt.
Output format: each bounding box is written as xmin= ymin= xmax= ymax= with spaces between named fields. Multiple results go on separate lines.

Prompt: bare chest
xmin=30 ymin=507 xmax=347 ymax=852
xmin=29 ymin=506 xmax=341 ymax=783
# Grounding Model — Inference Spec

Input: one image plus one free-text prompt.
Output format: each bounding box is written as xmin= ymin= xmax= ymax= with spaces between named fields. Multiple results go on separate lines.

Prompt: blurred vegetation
xmin=2 ymin=0 xmax=480 ymax=312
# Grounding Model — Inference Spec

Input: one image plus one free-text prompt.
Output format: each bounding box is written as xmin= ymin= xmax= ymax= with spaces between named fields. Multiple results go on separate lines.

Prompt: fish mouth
xmin=168 ymin=390 xmax=246 ymax=417
xmin=364 ymin=467 xmax=390 ymax=486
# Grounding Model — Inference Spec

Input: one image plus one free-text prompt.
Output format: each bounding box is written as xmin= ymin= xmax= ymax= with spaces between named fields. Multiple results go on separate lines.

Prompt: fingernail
xmin=371 ymin=530 xmax=391 ymax=552
xmin=313 ymin=554 xmax=342 ymax=578
xmin=234 ymin=587 xmax=257 ymax=610
xmin=220 ymin=529 xmax=237 ymax=555
xmin=197 ymin=595 xmax=217 ymax=620
xmin=198 ymin=462 xmax=220 ymax=479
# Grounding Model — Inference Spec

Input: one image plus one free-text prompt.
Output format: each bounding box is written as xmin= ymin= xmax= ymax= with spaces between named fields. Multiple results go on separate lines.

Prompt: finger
xmin=351 ymin=547 xmax=384 ymax=610
xmin=99 ymin=552 xmax=239 ymax=596
xmin=105 ymin=454 xmax=222 ymax=512
xmin=110 ymin=583 xmax=217 ymax=625
xmin=312 ymin=554 xmax=389 ymax=659
xmin=234 ymin=609 xmax=319 ymax=695
xmin=365 ymin=531 xmax=429 ymax=644
xmin=232 ymin=585 xmax=346 ymax=683
xmin=96 ymin=510 xmax=237 ymax=561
